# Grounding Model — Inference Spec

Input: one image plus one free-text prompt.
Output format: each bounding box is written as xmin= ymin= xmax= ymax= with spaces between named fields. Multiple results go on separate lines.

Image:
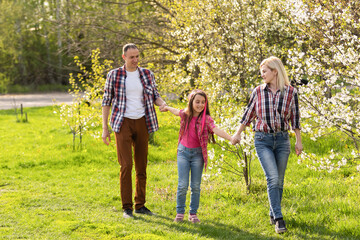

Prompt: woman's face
xmin=260 ymin=65 xmax=277 ymax=85
xmin=192 ymin=94 xmax=206 ymax=116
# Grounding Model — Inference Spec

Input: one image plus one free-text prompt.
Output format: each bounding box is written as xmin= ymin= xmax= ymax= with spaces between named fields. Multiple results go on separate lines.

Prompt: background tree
xmin=278 ymin=0 xmax=360 ymax=172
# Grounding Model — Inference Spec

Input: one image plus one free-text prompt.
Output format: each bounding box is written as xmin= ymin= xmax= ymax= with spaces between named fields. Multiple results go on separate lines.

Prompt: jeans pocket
xmin=254 ymin=132 xmax=264 ymax=141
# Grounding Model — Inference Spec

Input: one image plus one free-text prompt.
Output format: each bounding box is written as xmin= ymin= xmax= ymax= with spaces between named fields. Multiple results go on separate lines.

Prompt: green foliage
xmin=7 ymin=84 xmax=69 ymax=94
xmin=0 ymin=72 xmax=11 ymax=94
xmin=57 ymin=49 xmax=113 ymax=150
xmin=0 ymin=0 xmax=70 ymax=87
xmin=148 ymin=0 xmax=360 ymax=174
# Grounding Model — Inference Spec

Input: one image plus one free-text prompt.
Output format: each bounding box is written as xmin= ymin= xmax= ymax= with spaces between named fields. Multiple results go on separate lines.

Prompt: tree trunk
xmin=56 ymin=0 xmax=63 ymax=83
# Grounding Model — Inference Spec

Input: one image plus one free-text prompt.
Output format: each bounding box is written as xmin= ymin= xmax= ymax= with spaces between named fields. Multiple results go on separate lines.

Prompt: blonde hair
xmin=260 ymin=56 xmax=290 ymax=93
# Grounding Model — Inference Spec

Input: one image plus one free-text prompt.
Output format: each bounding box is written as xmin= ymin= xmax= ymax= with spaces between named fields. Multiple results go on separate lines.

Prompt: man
xmin=102 ymin=43 xmax=167 ymax=218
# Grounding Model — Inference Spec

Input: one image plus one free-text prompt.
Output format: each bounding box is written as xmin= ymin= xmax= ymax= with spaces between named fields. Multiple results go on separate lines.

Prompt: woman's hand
xmin=295 ymin=141 xmax=303 ymax=156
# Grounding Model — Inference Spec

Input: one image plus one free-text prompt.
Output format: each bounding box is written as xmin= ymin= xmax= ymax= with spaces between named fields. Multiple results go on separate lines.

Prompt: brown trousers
xmin=114 ymin=117 xmax=149 ymax=210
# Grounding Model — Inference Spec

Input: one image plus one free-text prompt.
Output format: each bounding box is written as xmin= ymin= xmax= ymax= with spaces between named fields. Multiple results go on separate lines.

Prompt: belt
xmin=268 ymin=129 xmax=287 ymax=133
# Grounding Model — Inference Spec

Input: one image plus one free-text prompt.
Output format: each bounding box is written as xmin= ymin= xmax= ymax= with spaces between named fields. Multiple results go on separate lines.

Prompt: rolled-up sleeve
xmin=290 ymin=89 xmax=301 ymax=130
xmin=240 ymin=89 xmax=257 ymax=126
xmin=150 ymin=72 xmax=160 ymax=101
xmin=102 ymin=70 xmax=114 ymax=106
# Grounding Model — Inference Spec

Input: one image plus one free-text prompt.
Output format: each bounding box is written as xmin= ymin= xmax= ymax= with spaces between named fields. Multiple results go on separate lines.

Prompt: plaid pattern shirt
xmin=178 ymin=110 xmax=216 ymax=170
xmin=240 ymin=84 xmax=301 ymax=133
xmin=102 ymin=65 xmax=160 ymax=133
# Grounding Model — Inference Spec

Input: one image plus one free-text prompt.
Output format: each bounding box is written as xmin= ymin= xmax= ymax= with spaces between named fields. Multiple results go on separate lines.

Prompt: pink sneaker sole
xmin=188 ymin=214 xmax=201 ymax=223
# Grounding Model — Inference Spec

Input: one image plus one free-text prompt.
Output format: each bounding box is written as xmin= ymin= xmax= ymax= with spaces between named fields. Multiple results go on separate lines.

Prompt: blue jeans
xmin=176 ymin=143 xmax=204 ymax=214
xmin=254 ymin=131 xmax=290 ymax=219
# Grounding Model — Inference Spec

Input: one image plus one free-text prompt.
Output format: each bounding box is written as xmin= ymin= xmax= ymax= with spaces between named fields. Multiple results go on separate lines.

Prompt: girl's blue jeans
xmin=254 ymin=131 xmax=291 ymax=220
xmin=176 ymin=143 xmax=204 ymax=214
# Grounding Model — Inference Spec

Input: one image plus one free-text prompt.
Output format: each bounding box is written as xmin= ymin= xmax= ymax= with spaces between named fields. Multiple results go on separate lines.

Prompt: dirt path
xmin=0 ymin=92 xmax=76 ymax=110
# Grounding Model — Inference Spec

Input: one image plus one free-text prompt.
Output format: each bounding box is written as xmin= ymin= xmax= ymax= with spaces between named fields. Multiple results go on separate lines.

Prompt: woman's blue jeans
xmin=176 ymin=143 xmax=204 ymax=214
xmin=254 ymin=131 xmax=290 ymax=219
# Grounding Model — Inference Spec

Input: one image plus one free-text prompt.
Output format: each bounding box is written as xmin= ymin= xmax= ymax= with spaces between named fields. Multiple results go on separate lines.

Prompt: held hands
xmin=230 ymin=133 xmax=241 ymax=145
xmin=159 ymin=102 xmax=168 ymax=112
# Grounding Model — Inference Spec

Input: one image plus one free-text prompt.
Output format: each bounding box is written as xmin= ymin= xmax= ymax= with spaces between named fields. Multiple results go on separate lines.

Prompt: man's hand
xmin=159 ymin=102 xmax=168 ymax=112
xmin=102 ymin=128 xmax=111 ymax=145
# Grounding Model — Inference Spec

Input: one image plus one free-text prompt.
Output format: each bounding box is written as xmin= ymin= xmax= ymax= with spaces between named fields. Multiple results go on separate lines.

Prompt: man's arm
xmin=155 ymin=97 xmax=167 ymax=112
xmin=102 ymin=106 xmax=111 ymax=145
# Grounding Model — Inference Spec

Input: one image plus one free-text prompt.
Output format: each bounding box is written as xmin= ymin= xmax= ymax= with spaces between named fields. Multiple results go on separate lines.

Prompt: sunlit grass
xmin=0 ymin=106 xmax=359 ymax=239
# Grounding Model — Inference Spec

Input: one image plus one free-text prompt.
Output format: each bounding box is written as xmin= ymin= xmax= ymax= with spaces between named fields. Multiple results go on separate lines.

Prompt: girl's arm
xmin=213 ymin=127 xmax=232 ymax=141
xmin=164 ymin=106 xmax=180 ymax=116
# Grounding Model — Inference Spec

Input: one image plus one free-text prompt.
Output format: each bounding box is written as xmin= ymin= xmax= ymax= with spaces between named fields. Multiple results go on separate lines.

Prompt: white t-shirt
xmin=124 ymin=70 xmax=145 ymax=119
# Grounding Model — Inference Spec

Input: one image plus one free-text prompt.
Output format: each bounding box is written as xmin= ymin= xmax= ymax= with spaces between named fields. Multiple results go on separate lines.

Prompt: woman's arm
xmin=213 ymin=127 xmax=232 ymax=141
xmin=293 ymin=128 xmax=303 ymax=156
xmin=164 ymin=106 xmax=180 ymax=116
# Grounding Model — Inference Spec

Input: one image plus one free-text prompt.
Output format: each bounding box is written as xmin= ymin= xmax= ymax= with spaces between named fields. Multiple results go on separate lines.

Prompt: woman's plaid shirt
xmin=240 ymin=84 xmax=301 ymax=133
xmin=102 ymin=65 xmax=160 ymax=133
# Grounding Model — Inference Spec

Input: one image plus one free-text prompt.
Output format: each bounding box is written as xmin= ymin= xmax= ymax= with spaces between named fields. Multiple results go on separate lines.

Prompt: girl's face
xmin=192 ymin=94 xmax=206 ymax=117
xmin=260 ymin=65 xmax=277 ymax=85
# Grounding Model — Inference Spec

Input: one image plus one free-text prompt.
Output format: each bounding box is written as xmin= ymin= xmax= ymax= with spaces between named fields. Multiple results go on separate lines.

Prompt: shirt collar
xmin=263 ymin=84 xmax=288 ymax=93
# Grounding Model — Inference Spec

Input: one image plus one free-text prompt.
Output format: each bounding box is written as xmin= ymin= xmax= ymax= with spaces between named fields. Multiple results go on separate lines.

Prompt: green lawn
xmin=1 ymin=106 xmax=359 ymax=239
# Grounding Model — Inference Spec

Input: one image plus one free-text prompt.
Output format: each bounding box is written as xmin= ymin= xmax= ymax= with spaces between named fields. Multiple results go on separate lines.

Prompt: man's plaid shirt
xmin=102 ymin=65 xmax=160 ymax=133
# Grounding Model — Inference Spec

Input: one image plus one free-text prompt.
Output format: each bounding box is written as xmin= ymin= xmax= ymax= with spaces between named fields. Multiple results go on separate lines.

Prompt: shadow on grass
xmin=136 ymin=214 xmax=280 ymax=240
xmin=288 ymin=218 xmax=360 ymax=240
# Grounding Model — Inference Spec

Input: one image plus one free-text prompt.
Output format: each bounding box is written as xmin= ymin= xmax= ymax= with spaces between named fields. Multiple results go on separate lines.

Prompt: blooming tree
xmin=277 ymin=0 xmax=360 ymax=172
xmin=150 ymin=0 xmax=360 ymax=176
xmin=57 ymin=49 xmax=113 ymax=149
xmin=152 ymin=0 xmax=299 ymax=187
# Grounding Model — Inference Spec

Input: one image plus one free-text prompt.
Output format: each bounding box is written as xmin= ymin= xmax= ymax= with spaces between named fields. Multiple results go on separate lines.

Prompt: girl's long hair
xmin=183 ymin=89 xmax=215 ymax=144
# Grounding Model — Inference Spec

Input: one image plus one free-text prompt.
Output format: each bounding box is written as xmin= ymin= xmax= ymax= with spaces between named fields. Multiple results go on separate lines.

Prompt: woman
xmin=231 ymin=56 xmax=303 ymax=234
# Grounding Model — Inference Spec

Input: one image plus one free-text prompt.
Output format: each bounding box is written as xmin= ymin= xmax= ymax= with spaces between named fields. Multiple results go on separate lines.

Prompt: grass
xmin=1 ymin=106 xmax=359 ymax=239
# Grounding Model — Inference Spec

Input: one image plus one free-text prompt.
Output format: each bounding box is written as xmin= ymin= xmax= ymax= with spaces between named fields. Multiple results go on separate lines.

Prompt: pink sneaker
xmin=174 ymin=213 xmax=184 ymax=222
xmin=188 ymin=214 xmax=201 ymax=223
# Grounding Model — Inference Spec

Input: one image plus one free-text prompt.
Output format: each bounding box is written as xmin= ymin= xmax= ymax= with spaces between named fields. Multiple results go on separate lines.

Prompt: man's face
xmin=122 ymin=48 xmax=139 ymax=71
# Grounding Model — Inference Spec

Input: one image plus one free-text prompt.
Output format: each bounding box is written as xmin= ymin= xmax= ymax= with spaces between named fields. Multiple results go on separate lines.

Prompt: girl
xmin=164 ymin=89 xmax=232 ymax=223
xmin=231 ymin=56 xmax=303 ymax=234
